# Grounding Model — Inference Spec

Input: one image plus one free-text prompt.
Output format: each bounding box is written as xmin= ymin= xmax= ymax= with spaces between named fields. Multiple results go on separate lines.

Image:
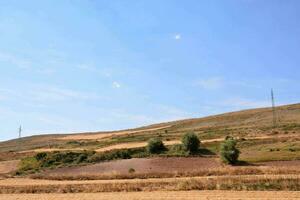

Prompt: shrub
xmin=35 ymin=152 xmax=47 ymax=161
xmin=182 ymin=132 xmax=200 ymax=154
xmin=16 ymin=157 xmax=40 ymax=175
xmin=220 ymin=137 xmax=240 ymax=164
xmin=87 ymin=149 xmax=131 ymax=163
xmin=128 ymin=168 xmax=135 ymax=173
xmin=169 ymin=144 xmax=186 ymax=156
xmin=147 ymin=138 xmax=166 ymax=154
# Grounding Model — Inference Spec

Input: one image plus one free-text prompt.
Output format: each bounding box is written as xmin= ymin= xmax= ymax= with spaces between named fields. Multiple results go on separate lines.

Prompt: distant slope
xmin=0 ymin=103 xmax=300 ymax=152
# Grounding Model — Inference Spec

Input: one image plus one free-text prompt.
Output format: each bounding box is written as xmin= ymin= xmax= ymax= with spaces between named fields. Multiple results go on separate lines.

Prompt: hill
xmin=0 ymin=103 xmax=299 ymax=154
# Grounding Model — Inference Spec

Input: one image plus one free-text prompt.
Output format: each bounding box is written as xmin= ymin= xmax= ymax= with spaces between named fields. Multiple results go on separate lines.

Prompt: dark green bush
xmin=147 ymin=138 xmax=166 ymax=154
xmin=87 ymin=149 xmax=131 ymax=163
xmin=35 ymin=152 xmax=47 ymax=161
xmin=38 ymin=151 xmax=95 ymax=167
xmin=182 ymin=132 xmax=200 ymax=154
xmin=220 ymin=137 xmax=240 ymax=164
xmin=128 ymin=168 xmax=135 ymax=173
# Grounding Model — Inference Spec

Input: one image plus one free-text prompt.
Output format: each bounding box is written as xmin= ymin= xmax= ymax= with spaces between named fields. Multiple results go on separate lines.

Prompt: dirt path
xmin=0 ymin=191 xmax=299 ymax=200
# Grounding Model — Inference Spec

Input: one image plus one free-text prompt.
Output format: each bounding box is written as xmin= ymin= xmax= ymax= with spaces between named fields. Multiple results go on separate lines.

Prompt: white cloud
xmin=194 ymin=77 xmax=223 ymax=90
xmin=77 ymin=64 xmax=96 ymax=71
xmin=77 ymin=64 xmax=112 ymax=77
xmin=0 ymin=86 xmax=103 ymax=103
xmin=112 ymin=81 xmax=121 ymax=88
xmin=173 ymin=34 xmax=181 ymax=40
xmin=0 ymin=52 xmax=32 ymax=69
xmin=37 ymin=68 xmax=56 ymax=75
xmin=29 ymin=87 xmax=103 ymax=102
xmin=221 ymin=97 xmax=270 ymax=109
xmin=156 ymin=105 xmax=191 ymax=121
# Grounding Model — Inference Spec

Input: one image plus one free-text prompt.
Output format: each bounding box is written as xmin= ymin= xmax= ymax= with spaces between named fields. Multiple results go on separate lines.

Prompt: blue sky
xmin=0 ymin=0 xmax=300 ymax=141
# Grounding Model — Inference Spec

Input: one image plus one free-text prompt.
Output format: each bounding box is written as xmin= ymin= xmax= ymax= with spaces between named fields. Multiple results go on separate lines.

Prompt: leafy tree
xmin=220 ymin=137 xmax=240 ymax=164
xmin=182 ymin=132 xmax=200 ymax=154
xmin=147 ymin=138 xmax=165 ymax=154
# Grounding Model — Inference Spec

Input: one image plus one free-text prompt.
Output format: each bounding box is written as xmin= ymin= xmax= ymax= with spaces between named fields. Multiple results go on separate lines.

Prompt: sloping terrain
xmin=0 ymin=103 xmax=300 ymax=154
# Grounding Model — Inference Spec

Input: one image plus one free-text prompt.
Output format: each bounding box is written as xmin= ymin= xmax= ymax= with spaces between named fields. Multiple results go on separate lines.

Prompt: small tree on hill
xmin=182 ymin=132 xmax=200 ymax=154
xmin=147 ymin=138 xmax=165 ymax=154
xmin=220 ymin=137 xmax=240 ymax=165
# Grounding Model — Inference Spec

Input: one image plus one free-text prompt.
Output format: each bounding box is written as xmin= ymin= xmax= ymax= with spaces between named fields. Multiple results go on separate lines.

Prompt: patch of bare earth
xmin=0 ymin=160 xmax=19 ymax=174
xmin=42 ymin=157 xmax=221 ymax=176
xmin=0 ymin=191 xmax=299 ymax=200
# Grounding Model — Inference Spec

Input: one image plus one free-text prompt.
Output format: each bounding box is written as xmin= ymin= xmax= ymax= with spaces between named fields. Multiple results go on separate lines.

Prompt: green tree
xmin=182 ymin=132 xmax=200 ymax=154
xmin=147 ymin=138 xmax=165 ymax=154
xmin=220 ymin=137 xmax=240 ymax=164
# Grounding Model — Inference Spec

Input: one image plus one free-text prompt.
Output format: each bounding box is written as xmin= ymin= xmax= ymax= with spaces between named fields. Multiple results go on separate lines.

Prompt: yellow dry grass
xmin=95 ymin=140 xmax=180 ymax=152
xmin=0 ymin=191 xmax=299 ymax=200
xmin=20 ymin=134 xmax=299 ymax=153
xmin=1 ymin=174 xmax=299 ymax=186
xmin=60 ymin=126 xmax=172 ymax=141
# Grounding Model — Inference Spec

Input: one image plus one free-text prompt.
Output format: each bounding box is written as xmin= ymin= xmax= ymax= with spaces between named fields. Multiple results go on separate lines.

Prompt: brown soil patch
xmin=0 ymin=160 xmax=19 ymax=174
xmin=42 ymin=157 xmax=221 ymax=176
xmin=0 ymin=191 xmax=299 ymax=200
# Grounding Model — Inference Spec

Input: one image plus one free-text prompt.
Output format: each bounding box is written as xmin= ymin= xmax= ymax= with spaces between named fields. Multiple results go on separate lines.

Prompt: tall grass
xmin=1 ymin=176 xmax=299 ymax=194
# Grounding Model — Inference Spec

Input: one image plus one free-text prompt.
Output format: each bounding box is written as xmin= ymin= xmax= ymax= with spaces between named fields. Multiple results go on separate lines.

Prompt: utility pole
xmin=271 ymin=89 xmax=277 ymax=128
xmin=19 ymin=126 xmax=22 ymax=139
xmin=18 ymin=125 xmax=22 ymax=151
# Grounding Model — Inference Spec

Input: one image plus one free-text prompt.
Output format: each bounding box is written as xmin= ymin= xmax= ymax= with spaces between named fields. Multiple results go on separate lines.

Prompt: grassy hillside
xmin=1 ymin=103 xmax=300 ymax=154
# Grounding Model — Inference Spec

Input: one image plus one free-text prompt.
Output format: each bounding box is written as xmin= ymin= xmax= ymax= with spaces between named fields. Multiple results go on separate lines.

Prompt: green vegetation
xmin=17 ymin=148 xmax=150 ymax=175
xmin=87 ymin=149 xmax=131 ymax=163
xmin=128 ymin=168 xmax=135 ymax=173
xmin=239 ymin=139 xmax=300 ymax=163
xmin=182 ymin=132 xmax=200 ymax=154
xmin=16 ymin=138 xmax=217 ymax=175
xmin=220 ymin=137 xmax=240 ymax=164
xmin=147 ymin=138 xmax=166 ymax=154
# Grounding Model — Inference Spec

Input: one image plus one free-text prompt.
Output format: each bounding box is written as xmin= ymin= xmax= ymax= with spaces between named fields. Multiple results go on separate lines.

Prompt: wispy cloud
xmin=0 ymin=86 xmax=103 ymax=103
xmin=0 ymin=52 xmax=31 ymax=69
xmin=221 ymin=97 xmax=270 ymax=109
xmin=112 ymin=81 xmax=121 ymax=88
xmin=77 ymin=64 xmax=96 ymax=71
xmin=77 ymin=64 xmax=112 ymax=77
xmin=194 ymin=77 xmax=223 ymax=90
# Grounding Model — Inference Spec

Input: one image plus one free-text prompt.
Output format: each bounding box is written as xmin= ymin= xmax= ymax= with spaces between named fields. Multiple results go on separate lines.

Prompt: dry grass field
xmin=1 ymin=191 xmax=300 ymax=200
xmin=1 ymin=103 xmax=300 ymax=154
xmin=0 ymin=104 xmax=299 ymax=199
